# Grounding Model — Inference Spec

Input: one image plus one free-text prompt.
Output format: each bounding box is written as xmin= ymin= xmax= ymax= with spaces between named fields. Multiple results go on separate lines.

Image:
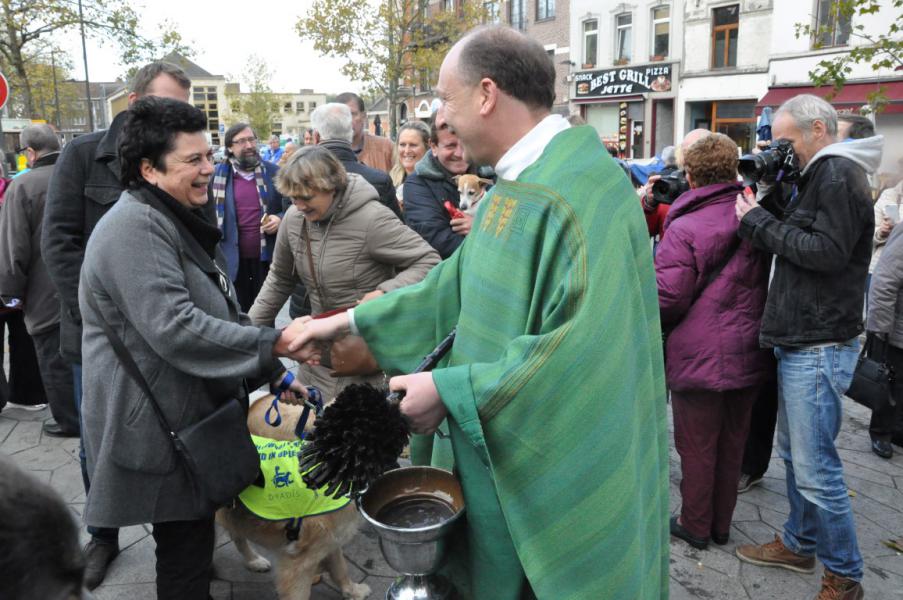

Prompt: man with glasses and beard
xmin=210 ymin=123 xmax=286 ymax=311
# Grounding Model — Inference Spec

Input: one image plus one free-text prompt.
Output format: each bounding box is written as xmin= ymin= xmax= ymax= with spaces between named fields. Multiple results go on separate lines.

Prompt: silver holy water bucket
xmin=359 ymin=466 xmax=466 ymax=600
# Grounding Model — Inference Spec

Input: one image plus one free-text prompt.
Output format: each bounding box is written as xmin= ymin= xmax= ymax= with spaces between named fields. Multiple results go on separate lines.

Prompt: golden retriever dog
xmin=216 ymin=397 xmax=371 ymax=600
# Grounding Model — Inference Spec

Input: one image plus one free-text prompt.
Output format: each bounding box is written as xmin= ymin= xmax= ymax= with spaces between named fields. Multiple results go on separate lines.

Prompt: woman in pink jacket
xmin=655 ymin=133 xmax=772 ymax=550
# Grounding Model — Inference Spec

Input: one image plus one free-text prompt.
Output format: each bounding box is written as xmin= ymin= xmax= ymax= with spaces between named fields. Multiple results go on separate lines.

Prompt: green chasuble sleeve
xmin=354 ymin=125 xmax=669 ymax=600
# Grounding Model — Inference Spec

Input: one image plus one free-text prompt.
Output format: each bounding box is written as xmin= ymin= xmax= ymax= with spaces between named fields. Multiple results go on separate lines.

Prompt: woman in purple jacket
xmin=655 ymin=133 xmax=772 ymax=550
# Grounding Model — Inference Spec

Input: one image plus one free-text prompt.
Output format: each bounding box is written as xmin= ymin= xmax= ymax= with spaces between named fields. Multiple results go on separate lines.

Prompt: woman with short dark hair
xmin=655 ymin=133 xmax=772 ymax=550
xmin=80 ymin=96 xmax=306 ymax=598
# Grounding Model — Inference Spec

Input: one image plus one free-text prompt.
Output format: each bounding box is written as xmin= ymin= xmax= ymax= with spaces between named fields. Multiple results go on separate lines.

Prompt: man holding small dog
xmin=289 ymin=25 xmax=669 ymax=600
xmin=403 ymin=113 xmax=481 ymax=259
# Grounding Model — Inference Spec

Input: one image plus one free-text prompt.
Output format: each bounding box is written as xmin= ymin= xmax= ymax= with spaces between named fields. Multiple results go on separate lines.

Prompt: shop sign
xmin=575 ymin=63 xmax=674 ymax=99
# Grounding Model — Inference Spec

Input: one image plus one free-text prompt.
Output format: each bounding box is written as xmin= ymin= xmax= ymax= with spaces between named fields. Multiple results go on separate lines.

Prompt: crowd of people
xmin=0 ymin=22 xmax=900 ymax=600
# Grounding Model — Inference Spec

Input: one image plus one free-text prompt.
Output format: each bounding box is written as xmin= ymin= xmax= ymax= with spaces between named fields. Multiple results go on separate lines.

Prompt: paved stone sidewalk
xmin=1 ymin=396 xmax=901 ymax=599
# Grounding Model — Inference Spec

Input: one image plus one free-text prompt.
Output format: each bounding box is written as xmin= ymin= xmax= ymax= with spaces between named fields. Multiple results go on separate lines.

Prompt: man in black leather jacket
xmin=733 ymin=94 xmax=874 ymax=600
xmin=41 ymin=61 xmax=191 ymax=591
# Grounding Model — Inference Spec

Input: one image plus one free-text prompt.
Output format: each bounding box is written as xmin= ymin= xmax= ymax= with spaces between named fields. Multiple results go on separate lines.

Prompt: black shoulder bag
xmin=847 ymin=334 xmax=896 ymax=411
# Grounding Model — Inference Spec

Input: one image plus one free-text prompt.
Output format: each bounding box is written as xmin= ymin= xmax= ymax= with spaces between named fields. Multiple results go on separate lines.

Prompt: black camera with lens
xmin=652 ymin=171 xmax=690 ymax=205
xmin=737 ymin=139 xmax=800 ymax=185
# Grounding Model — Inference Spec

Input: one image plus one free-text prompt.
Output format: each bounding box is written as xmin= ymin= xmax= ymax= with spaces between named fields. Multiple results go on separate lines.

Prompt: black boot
xmin=83 ymin=538 xmax=120 ymax=590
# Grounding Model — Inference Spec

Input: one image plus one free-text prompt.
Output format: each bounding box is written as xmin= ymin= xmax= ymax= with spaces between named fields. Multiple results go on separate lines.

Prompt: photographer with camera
xmin=734 ymin=94 xmax=874 ymax=600
xmin=641 ymin=129 xmax=709 ymax=239
xmin=655 ymin=133 xmax=771 ymax=551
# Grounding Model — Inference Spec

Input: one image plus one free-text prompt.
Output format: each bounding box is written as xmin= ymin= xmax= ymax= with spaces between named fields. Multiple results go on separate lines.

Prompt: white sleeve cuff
xmin=347 ymin=308 xmax=360 ymax=336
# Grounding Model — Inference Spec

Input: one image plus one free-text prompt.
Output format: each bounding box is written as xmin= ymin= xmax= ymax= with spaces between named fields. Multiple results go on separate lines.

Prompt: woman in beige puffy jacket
xmin=249 ymin=145 xmax=440 ymax=397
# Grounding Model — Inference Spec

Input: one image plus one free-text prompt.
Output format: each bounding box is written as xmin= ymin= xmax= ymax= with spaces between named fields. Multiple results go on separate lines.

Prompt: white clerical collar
xmin=493 ymin=114 xmax=570 ymax=181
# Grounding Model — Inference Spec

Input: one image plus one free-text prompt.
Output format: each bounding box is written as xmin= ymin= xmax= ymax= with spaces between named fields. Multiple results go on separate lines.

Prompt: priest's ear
xmin=478 ymin=77 xmax=499 ymax=117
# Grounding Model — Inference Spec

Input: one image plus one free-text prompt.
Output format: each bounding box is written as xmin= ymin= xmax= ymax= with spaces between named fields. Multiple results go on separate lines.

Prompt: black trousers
xmin=870 ymin=343 xmax=903 ymax=446
xmin=740 ymin=375 xmax=779 ymax=479
xmin=152 ymin=517 xmax=215 ymax=600
xmin=0 ymin=310 xmax=46 ymax=408
xmin=234 ymin=258 xmax=269 ymax=313
xmin=31 ymin=326 xmax=78 ymax=433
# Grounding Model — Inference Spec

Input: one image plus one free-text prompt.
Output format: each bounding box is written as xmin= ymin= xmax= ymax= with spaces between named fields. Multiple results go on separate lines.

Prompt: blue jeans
xmin=775 ymin=341 xmax=863 ymax=580
xmin=74 ymin=364 xmax=119 ymax=542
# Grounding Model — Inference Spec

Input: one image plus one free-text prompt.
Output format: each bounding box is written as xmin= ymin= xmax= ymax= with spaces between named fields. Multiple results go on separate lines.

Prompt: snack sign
xmin=575 ymin=63 xmax=674 ymax=99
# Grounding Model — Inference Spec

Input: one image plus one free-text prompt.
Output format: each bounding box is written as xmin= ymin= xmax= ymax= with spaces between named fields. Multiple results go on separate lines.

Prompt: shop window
xmin=710 ymin=100 xmax=755 ymax=153
xmin=536 ymin=0 xmax=554 ymax=21
xmin=485 ymin=0 xmax=500 ymax=23
xmin=583 ymin=19 xmax=598 ymax=67
xmin=615 ymin=13 xmax=632 ymax=64
xmin=814 ymin=0 xmax=852 ymax=48
xmin=509 ymin=0 xmax=525 ymax=31
xmin=711 ymin=5 xmax=739 ymax=68
xmin=651 ymin=6 xmax=670 ymax=59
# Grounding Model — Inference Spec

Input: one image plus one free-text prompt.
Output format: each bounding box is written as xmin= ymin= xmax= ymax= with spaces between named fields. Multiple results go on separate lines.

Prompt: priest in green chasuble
xmin=289 ymin=25 xmax=669 ymax=600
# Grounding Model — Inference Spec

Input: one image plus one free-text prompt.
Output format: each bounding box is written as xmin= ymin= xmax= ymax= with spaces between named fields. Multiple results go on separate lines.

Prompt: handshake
xmin=271 ymin=312 xmax=351 ymax=364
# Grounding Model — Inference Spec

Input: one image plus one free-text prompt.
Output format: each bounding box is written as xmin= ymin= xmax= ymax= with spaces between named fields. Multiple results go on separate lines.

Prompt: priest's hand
xmin=391 ymin=372 xmax=447 ymax=435
xmin=286 ymin=313 xmax=351 ymax=362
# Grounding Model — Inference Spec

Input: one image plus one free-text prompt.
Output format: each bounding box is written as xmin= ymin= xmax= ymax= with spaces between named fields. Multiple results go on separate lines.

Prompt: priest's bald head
xmin=436 ymin=26 xmax=556 ymax=167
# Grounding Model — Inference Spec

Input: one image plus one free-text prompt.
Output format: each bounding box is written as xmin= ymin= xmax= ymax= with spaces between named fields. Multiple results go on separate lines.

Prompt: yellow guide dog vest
xmin=238 ymin=435 xmax=350 ymax=520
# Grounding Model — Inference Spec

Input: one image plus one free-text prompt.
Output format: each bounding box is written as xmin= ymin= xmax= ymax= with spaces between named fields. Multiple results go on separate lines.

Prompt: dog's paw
xmin=343 ymin=582 xmax=371 ymax=600
xmin=244 ymin=556 xmax=271 ymax=572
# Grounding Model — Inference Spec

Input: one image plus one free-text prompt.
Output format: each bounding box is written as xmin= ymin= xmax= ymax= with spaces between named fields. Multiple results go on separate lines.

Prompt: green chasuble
xmin=354 ymin=125 xmax=669 ymax=600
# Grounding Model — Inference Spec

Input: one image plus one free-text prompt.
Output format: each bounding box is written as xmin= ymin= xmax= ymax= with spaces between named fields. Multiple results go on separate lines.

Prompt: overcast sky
xmin=59 ymin=0 xmax=362 ymax=95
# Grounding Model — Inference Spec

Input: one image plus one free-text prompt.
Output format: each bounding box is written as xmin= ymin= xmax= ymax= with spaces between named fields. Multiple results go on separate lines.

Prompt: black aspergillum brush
xmin=299 ymin=328 xmax=457 ymax=498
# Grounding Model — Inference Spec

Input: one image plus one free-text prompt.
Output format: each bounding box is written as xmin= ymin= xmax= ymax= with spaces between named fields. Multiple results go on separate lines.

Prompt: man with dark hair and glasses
xmin=209 ymin=122 xmax=286 ymax=312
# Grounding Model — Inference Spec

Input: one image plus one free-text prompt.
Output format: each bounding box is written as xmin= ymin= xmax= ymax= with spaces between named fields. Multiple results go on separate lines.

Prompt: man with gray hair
xmin=310 ymin=103 xmax=400 ymax=219
xmin=0 ymin=125 xmax=78 ymax=438
xmin=735 ymin=93 xmax=873 ymax=600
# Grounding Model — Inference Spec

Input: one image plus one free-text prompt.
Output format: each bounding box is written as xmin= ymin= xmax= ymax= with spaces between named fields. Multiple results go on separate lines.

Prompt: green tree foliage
xmin=795 ymin=0 xmax=903 ymax=113
xmin=296 ymin=0 xmax=487 ymax=138
xmin=225 ymin=56 xmax=286 ymax=141
xmin=0 ymin=0 xmax=192 ymax=118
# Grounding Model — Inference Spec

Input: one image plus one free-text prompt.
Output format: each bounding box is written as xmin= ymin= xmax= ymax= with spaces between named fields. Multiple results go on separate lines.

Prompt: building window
xmin=651 ymin=5 xmax=670 ymax=58
xmin=536 ymin=0 xmax=554 ymax=20
xmin=296 ymin=101 xmax=305 ymax=113
xmin=208 ymin=119 xmax=219 ymax=131
xmin=442 ymin=0 xmax=454 ymax=11
xmin=583 ymin=19 xmax=598 ymax=67
xmin=814 ymin=0 xmax=852 ymax=48
xmin=309 ymin=101 xmax=317 ymax=111
xmin=509 ymin=0 xmax=525 ymax=30
xmin=615 ymin=13 xmax=632 ymax=64
xmin=283 ymin=102 xmax=292 ymax=112
xmin=485 ymin=0 xmax=500 ymax=23
xmin=711 ymin=4 xmax=739 ymax=68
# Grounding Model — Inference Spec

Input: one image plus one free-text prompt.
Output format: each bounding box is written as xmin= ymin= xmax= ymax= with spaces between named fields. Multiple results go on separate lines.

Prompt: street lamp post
xmin=77 ymin=0 xmax=94 ymax=131
xmin=51 ymin=51 xmax=62 ymax=130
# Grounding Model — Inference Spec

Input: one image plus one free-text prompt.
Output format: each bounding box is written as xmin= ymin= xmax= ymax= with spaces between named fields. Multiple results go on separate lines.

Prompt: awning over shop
xmin=756 ymin=80 xmax=903 ymax=114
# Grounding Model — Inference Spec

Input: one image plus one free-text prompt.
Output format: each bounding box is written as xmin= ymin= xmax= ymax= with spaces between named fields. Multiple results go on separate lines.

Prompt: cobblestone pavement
xmin=2 ymin=395 xmax=901 ymax=599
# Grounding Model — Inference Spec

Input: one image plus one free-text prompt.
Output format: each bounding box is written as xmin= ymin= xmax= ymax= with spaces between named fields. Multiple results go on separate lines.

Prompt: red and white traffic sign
xmin=0 ymin=72 xmax=8 ymax=111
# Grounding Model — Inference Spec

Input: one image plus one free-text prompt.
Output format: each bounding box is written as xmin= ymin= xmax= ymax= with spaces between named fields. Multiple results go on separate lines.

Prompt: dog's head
xmin=454 ymin=174 xmax=492 ymax=213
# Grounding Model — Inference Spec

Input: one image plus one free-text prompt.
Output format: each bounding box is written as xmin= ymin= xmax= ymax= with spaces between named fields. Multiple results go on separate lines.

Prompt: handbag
xmin=846 ymin=334 xmax=895 ymax=411
xmin=84 ymin=287 xmax=260 ymax=514
xmin=304 ymin=222 xmax=380 ymax=377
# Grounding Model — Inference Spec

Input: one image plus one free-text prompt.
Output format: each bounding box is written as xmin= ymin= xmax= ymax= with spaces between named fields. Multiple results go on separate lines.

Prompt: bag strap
xmin=82 ymin=290 xmax=178 ymax=441
xmin=693 ymin=237 xmax=742 ymax=303
xmin=303 ymin=220 xmax=326 ymax=304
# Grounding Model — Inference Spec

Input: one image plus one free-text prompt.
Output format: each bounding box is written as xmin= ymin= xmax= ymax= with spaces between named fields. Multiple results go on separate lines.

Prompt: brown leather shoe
xmin=735 ymin=534 xmax=816 ymax=573
xmin=815 ymin=570 xmax=863 ymax=600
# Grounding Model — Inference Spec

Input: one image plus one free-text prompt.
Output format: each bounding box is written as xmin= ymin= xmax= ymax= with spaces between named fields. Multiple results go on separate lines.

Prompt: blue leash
xmin=265 ymin=372 xmax=324 ymax=439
